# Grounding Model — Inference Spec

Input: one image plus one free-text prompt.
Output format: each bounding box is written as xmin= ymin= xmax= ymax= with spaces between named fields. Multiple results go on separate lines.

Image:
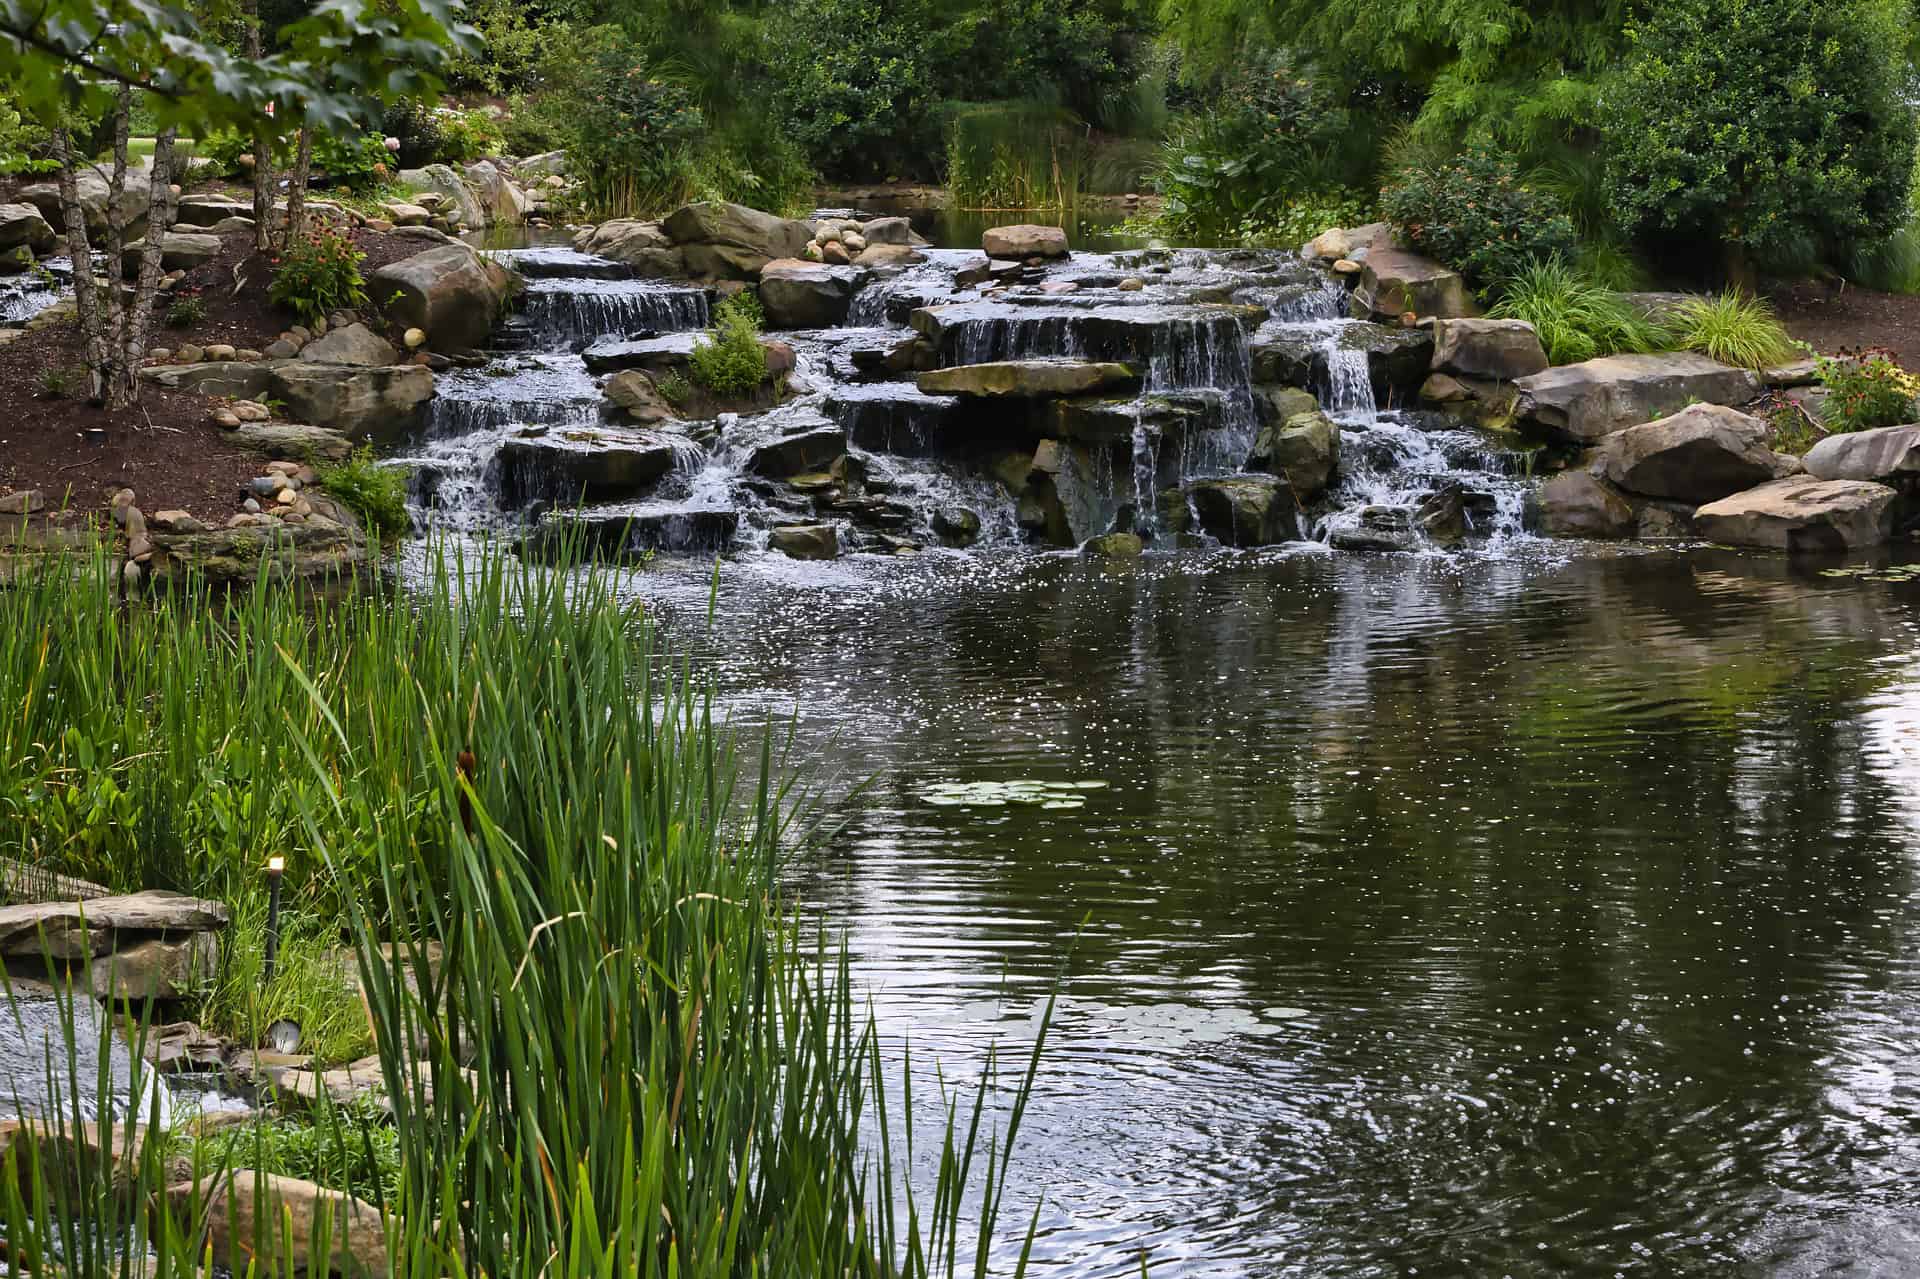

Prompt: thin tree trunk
xmin=283 ymin=123 xmax=314 ymax=246
xmin=115 ymin=128 xmax=179 ymax=411
xmin=48 ymin=128 xmax=105 ymax=396
xmin=98 ymin=86 xmax=133 ymax=406
xmin=246 ymin=0 xmax=274 ymax=252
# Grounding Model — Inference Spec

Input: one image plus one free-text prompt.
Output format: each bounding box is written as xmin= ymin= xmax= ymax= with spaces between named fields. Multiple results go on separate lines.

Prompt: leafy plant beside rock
xmin=1815 ymin=347 xmax=1920 ymax=433
xmin=1671 ymin=292 xmax=1797 ymax=371
xmin=690 ymin=292 xmax=769 ymax=398
xmin=319 ymin=445 xmax=411 ymax=538
xmin=269 ymin=224 xmax=368 ymax=326
xmin=1488 ymin=257 xmax=1669 ymax=366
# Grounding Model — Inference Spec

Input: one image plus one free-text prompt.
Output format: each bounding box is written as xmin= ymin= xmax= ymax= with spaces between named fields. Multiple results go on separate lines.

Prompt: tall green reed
xmin=0 ymin=537 xmax=1049 ymax=1277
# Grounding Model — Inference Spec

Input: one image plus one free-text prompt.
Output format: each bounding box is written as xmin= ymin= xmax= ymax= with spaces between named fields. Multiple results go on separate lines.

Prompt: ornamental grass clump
xmin=1488 ymin=257 xmax=1672 ymax=366
xmin=1672 ymin=292 xmax=1798 ymax=370
xmin=268 ymin=223 xmax=367 ymax=326
xmin=0 ymin=537 xmax=1048 ymax=1279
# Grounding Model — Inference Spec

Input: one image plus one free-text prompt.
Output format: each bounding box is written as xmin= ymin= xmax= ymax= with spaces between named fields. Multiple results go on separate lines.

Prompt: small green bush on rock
xmin=689 ymin=293 xmax=768 ymax=398
xmin=1672 ymin=292 xmax=1797 ymax=371
xmin=319 ymin=445 xmax=411 ymax=537
xmin=1383 ymin=146 xmax=1577 ymax=294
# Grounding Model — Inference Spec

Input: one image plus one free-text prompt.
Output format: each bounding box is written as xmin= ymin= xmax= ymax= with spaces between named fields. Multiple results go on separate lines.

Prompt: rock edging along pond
xmin=383 ymin=200 xmax=1916 ymax=562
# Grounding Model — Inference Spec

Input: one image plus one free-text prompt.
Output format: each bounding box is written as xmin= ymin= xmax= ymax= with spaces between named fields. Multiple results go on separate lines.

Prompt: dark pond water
xmin=597 ymin=541 xmax=1920 ymax=1277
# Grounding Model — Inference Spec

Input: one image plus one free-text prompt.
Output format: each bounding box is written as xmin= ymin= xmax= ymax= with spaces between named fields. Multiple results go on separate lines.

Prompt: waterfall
xmin=519 ymin=280 xmax=710 ymax=346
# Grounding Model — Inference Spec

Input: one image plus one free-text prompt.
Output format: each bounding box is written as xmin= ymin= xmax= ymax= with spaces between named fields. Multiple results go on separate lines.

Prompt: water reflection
xmin=619 ymin=544 xmax=1920 ymax=1276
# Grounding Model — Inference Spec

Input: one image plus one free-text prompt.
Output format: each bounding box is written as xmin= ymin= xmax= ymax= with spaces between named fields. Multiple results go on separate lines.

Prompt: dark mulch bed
xmin=1771 ymin=279 xmax=1920 ymax=370
xmin=1 ymin=202 xmax=439 ymax=521
xmin=0 ymin=324 xmax=261 ymax=520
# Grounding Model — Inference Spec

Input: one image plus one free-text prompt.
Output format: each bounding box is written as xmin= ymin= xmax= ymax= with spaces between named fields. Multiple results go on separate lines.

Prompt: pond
xmin=597 ymin=543 xmax=1920 ymax=1277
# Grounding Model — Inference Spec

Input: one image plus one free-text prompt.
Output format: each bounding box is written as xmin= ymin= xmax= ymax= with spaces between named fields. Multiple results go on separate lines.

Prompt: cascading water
xmin=519 ymin=279 xmax=709 ymax=346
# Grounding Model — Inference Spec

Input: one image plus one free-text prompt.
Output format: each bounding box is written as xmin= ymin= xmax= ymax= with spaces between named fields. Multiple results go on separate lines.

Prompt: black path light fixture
xmin=263 ymin=854 xmax=286 ymax=988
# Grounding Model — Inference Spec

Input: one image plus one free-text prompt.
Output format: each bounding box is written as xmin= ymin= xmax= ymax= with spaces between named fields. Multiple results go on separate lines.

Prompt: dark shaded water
xmin=594 ymin=541 xmax=1920 ymax=1277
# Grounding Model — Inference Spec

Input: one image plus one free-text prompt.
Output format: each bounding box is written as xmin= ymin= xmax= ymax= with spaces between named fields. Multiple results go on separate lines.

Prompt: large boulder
xmin=917 ymin=359 xmax=1140 ymax=399
xmin=1186 ymin=476 xmax=1298 ymax=547
xmin=497 ymin=427 xmax=682 ymax=505
xmin=368 ymin=245 xmax=517 ymax=353
xmin=0 ymin=203 xmax=54 ymax=253
xmin=1431 ymin=318 xmax=1548 ymax=380
xmin=517 ymin=151 xmax=569 ymax=177
xmin=174 ymin=195 xmax=253 ymax=228
xmin=1303 ymin=222 xmax=1393 ymax=263
xmin=269 ymin=363 xmax=435 ymax=438
xmin=572 ymin=220 xmax=685 ymax=278
xmin=463 ymin=160 xmax=528 ymax=225
xmin=121 ymin=231 xmax=222 ymax=276
xmin=757 ymin=259 xmax=859 ymax=329
xmin=166 ymin=1172 xmax=388 ymax=1279
xmin=232 ymin=422 xmax=354 ymax=463
xmin=1589 ymin=403 xmax=1780 ymax=503
xmin=298 ymin=323 xmax=397 ymax=368
xmin=743 ymin=413 xmax=846 ymax=478
xmin=397 ymin=164 xmax=487 ymax=228
xmin=1355 ymin=249 xmax=1477 ymax=320
xmin=983 ymin=224 xmax=1069 ymax=261
xmin=17 ymin=170 xmax=149 ymax=240
xmin=1249 ymin=410 xmax=1341 ymax=500
xmin=661 ymin=202 xmax=812 ymax=279
xmin=1513 ymin=353 xmax=1762 ymax=444
xmin=141 ymin=361 xmax=277 ymax=399
xmin=1693 ymin=477 xmax=1897 ymax=552
xmin=0 ymin=892 xmax=229 ymax=960
xmin=1803 ymin=423 xmax=1920 ymax=483
xmin=1532 ymin=471 xmax=1636 ymax=539
xmin=1250 ymin=323 xmax=1430 ymax=397
xmin=602 ymin=370 xmax=677 ymax=425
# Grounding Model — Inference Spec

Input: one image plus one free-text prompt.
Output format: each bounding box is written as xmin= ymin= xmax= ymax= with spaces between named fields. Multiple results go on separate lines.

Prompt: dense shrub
xmin=381 ymin=99 xmax=446 ymax=170
xmin=1383 ymin=146 xmax=1577 ymax=293
xmin=268 ymin=224 xmax=367 ymax=326
xmin=769 ymin=0 xmax=948 ymax=181
xmin=0 ymin=101 xmax=52 ymax=175
xmin=1816 ymin=347 xmax=1920 ymax=433
xmin=1151 ymin=51 xmax=1380 ymax=242
xmin=689 ymin=293 xmax=768 ymax=398
xmin=1605 ymin=0 xmax=1918 ymax=282
xmin=311 ymin=129 xmax=391 ymax=189
xmin=189 ymin=128 xmax=253 ymax=178
xmin=1487 ymin=258 xmax=1672 ymax=366
xmin=570 ymin=38 xmax=707 ymax=215
xmin=438 ymin=109 xmax=503 ymax=163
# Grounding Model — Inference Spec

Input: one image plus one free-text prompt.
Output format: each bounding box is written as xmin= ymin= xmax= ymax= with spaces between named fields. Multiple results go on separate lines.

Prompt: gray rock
xmin=1513 ymin=352 xmax=1762 ymax=444
xmin=463 ymin=160 xmax=527 ymax=225
xmin=982 ymin=224 xmax=1069 ymax=260
xmin=165 ymin=1171 xmax=388 ymax=1279
xmin=0 ymin=203 xmax=54 ymax=253
xmin=1534 ymin=471 xmax=1636 ymax=539
xmin=368 ymin=245 xmax=518 ymax=354
xmin=769 ymin=523 xmax=840 ymax=560
xmin=174 ymin=195 xmax=253 ymax=227
xmin=1330 ymin=505 xmax=1419 ymax=552
xmin=572 ymin=220 xmax=684 ymax=277
xmin=267 ymin=363 xmax=435 ymax=438
xmin=1590 ymin=403 xmax=1779 ymax=503
xmin=917 ymin=359 xmax=1140 ymax=399
xmin=398 ymin=164 xmax=487 ymax=228
xmin=1081 ymin=532 xmax=1144 ymax=558
xmin=17 ymin=170 xmax=149 ymax=240
xmin=932 ymin=507 xmax=981 ymax=547
xmin=1355 ymin=249 xmax=1477 ymax=321
xmin=603 ymin=370 xmax=677 ymax=424
xmin=1253 ymin=385 xmax=1320 ymax=427
xmin=0 ymin=891 xmax=230 ymax=960
xmin=661 ymin=202 xmax=813 ymax=279
xmin=1431 ymin=318 xmax=1548 ymax=380
xmin=1251 ymin=410 xmax=1341 ymax=499
xmin=517 ymin=150 xmax=569 ymax=177
xmin=1693 ymin=477 xmax=1898 ymax=552
xmin=497 ymin=428 xmax=681 ymax=505
xmin=1803 ymin=423 xmax=1920 ymax=483
xmin=859 ymin=216 xmax=913 ymax=246
xmin=757 ymin=258 xmax=859 ymax=329
xmin=121 ymin=231 xmax=222 ymax=276
xmin=1186 ymin=475 xmax=1298 ymax=547
xmin=140 ymin=361 xmax=277 ymax=400
xmin=0 ymin=489 xmax=46 ymax=516
xmin=233 ymin=422 xmax=354 ymax=462
xmin=298 ymin=323 xmax=397 ymax=368
xmin=744 ymin=419 xmax=846 ymax=478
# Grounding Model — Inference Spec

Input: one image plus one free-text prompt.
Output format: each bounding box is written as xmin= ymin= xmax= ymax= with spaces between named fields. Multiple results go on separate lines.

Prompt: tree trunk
xmin=1722 ymin=239 xmax=1757 ymax=295
xmin=98 ymin=86 xmax=133 ymax=406
xmin=113 ymin=128 xmax=179 ymax=412
xmin=48 ymin=128 xmax=105 ymax=398
xmin=282 ymin=123 xmax=314 ymax=247
xmin=246 ymin=0 xmax=275 ymax=252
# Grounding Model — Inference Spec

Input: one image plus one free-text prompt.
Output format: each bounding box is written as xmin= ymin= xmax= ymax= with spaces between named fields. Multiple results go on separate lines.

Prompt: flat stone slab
xmin=497 ymin=426 xmax=686 ymax=504
xmin=917 ymin=359 xmax=1140 ymax=398
xmin=0 ymin=891 xmax=230 ymax=960
xmin=1514 ymin=352 xmax=1761 ymax=444
xmin=1694 ymin=476 xmax=1897 ymax=552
